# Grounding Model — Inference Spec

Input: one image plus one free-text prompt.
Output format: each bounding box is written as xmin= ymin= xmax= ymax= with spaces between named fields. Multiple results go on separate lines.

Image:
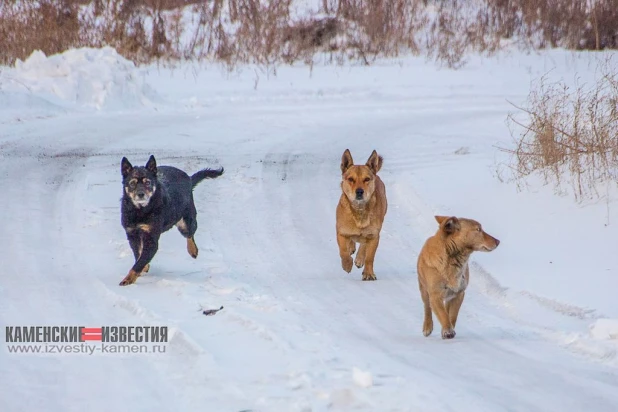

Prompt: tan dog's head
xmin=340 ymin=149 xmax=383 ymax=206
xmin=435 ymin=215 xmax=500 ymax=252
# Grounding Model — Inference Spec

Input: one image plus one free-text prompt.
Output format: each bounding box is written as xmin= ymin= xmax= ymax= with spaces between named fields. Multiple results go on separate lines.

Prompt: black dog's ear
xmin=121 ymin=157 xmax=133 ymax=178
xmin=145 ymin=155 xmax=157 ymax=174
xmin=341 ymin=149 xmax=354 ymax=174
xmin=366 ymin=150 xmax=383 ymax=174
xmin=435 ymin=215 xmax=460 ymax=234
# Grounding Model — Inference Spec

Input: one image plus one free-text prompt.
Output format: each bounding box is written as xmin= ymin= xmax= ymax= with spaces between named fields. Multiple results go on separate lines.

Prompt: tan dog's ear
xmin=435 ymin=216 xmax=460 ymax=233
xmin=341 ymin=149 xmax=354 ymax=174
xmin=439 ymin=216 xmax=460 ymax=234
xmin=366 ymin=150 xmax=383 ymax=174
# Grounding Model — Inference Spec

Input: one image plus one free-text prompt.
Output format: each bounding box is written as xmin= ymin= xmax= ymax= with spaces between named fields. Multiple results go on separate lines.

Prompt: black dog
xmin=119 ymin=155 xmax=224 ymax=286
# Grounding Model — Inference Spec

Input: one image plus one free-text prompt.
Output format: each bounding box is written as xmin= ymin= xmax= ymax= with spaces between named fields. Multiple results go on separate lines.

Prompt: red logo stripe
xmin=82 ymin=327 xmax=103 ymax=341
xmin=82 ymin=335 xmax=102 ymax=341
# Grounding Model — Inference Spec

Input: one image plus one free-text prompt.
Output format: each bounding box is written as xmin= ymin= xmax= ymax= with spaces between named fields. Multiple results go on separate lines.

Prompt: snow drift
xmin=1 ymin=47 xmax=159 ymax=111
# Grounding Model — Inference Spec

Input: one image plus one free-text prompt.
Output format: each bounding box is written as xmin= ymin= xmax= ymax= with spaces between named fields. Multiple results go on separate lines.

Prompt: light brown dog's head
xmin=435 ymin=215 xmax=500 ymax=252
xmin=340 ymin=149 xmax=383 ymax=207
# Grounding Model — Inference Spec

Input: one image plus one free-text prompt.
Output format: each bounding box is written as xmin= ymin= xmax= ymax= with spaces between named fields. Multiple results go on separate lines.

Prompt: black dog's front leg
xmin=120 ymin=232 xmax=159 ymax=286
xmin=127 ymin=231 xmax=150 ymax=274
xmin=127 ymin=231 xmax=141 ymax=261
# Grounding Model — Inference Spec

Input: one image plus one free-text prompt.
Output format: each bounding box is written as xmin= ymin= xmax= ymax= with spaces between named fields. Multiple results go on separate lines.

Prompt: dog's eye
xmin=347 ymin=177 xmax=354 ymax=183
xmin=363 ymin=177 xmax=371 ymax=183
xmin=129 ymin=179 xmax=137 ymax=188
xmin=476 ymin=227 xmax=481 ymax=232
xmin=143 ymin=179 xmax=151 ymax=187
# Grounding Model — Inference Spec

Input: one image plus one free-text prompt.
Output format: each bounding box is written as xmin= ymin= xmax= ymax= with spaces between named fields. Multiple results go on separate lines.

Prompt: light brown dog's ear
xmin=341 ymin=149 xmax=354 ymax=174
xmin=434 ymin=215 xmax=448 ymax=224
xmin=366 ymin=150 xmax=383 ymax=174
xmin=439 ymin=216 xmax=460 ymax=234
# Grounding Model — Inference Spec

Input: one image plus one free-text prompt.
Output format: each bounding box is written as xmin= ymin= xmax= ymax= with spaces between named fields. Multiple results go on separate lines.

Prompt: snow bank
xmin=1 ymin=47 xmax=159 ymax=111
xmin=590 ymin=319 xmax=618 ymax=341
xmin=352 ymin=367 xmax=373 ymax=388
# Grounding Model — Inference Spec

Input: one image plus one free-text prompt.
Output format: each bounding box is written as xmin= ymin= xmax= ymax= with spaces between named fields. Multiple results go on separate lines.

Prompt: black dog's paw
xmin=119 ymin=270 xmax=139 ymax=286
xmin=187 ymin=237 xmax=198 ymax=259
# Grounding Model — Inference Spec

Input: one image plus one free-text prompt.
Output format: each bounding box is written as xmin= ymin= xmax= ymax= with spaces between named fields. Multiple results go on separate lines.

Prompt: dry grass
xmin=0 ymin=0 xmax=617 ymax=68
xmin=500 ymin=57 xmax=618 ymax=201
xmin=484 ymin=0 xmax=618 ymax=51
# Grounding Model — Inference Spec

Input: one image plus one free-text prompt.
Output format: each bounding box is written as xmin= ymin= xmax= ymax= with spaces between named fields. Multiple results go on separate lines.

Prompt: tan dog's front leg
xmin=446 ymin=291 xmax=465 ymax=328
xmin=418 ymin=279 xmax=433 ymax=336
xmin=428 ymin=291 xmax=455 ymax=339
xmin=337 ymin=233 xmax=353 ymax=273
xmin=361 ymin=236 xmax=379 ymax=281
xmin=354 ymin=243 xmax=366 ymax=268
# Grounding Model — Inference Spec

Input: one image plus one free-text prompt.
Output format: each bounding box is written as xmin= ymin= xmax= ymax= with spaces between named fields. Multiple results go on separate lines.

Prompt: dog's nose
xmin=355 ymin=188 xmax=364 ymax=199
xmin=137 ymin=192 xmax=145 ymax=199
xmin=495 ymin=238 xmax=500 ymax=247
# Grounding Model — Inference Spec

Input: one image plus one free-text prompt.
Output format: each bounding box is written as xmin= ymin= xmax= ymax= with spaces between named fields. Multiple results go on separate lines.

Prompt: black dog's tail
xmin=191 ymin=167 xmax=224 ymax=188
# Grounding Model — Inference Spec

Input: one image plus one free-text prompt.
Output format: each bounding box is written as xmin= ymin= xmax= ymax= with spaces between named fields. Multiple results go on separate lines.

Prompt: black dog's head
xmin=121 ymin=155 xmax=158 ymax=208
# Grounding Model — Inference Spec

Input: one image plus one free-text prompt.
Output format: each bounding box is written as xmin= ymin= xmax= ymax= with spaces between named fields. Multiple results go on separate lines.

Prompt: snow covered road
xmin=1 ymin=49 xmax=618 ymax=411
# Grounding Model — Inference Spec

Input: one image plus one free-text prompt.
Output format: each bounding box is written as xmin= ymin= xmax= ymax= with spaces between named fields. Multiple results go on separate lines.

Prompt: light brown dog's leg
xmin=447 ymin=291 xmax=465 ymax=328
xmin=419 ymin=279 xmax=433 ymax=336
xmin=361 ymin=236 xmax=379 ymax=281
xmin=337 ymin=233 xmax=353 ymax=273
xmin=187 ymin=237 xmax=198 ymax=259
xmin=354 ymin=243 xmax=366 ymax=268
xmin=428 ymin=291 xmax=455 ymax=339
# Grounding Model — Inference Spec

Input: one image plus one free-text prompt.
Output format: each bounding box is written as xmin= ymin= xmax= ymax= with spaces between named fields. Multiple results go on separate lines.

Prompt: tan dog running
xmin=417 ymin=216 xmax=500 ymax=338
xmin=336 ymin=149 xmax=388 ymax=281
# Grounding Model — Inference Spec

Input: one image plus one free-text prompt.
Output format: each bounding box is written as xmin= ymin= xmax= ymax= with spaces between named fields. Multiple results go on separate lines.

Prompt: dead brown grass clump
xmin=500 ymin=57 xmax=618 ymax=201
xmin=331 ymin=0 xmax=428 ymax=64
xmin=1 ymin=0 xmax=618 ymax=69
xmin=484 ymin=0 xmax=618 ymax=51
xmin=0 ymin=1 xmax=82 ymax=65
xmin=425 ymin=0 xmax=502 ymax=69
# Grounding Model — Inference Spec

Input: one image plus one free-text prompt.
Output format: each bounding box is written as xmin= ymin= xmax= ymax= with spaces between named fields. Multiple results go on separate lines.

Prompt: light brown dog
xmin=417 ymin=216 xmax=500 ymax=339
xmin=336 ymin=149 xmax=388 ymax=281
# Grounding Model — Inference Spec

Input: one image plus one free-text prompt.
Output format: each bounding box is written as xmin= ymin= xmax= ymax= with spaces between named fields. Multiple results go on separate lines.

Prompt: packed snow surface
xmin=1 ymin=47 xmax=617 ymax=411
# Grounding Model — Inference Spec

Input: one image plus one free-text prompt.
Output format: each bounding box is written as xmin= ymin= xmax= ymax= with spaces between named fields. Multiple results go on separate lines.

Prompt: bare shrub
xmin=334 ymin=0 xmax=428 ymax=64
xmin=500 ymin=57 xmax=618 ymax=201
xmin=483 ymin=0 xmax=618 ymax=51
xmin=425 ymin=0 xmax=502 ymax=69
xmin=231 ymin=0 xmax=293 ymax=67
xmin=281 ymin=17 xmax=339 ymax=64
xmin=0 ymin=0 xmax=82 ymax=66
xmin=1 ymin=0 xmax=617 ymax=69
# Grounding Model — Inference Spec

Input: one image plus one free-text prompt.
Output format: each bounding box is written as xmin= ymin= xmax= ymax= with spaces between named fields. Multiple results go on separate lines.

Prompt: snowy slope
xmin=1 ymin=48 xmax=618 ymax=411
